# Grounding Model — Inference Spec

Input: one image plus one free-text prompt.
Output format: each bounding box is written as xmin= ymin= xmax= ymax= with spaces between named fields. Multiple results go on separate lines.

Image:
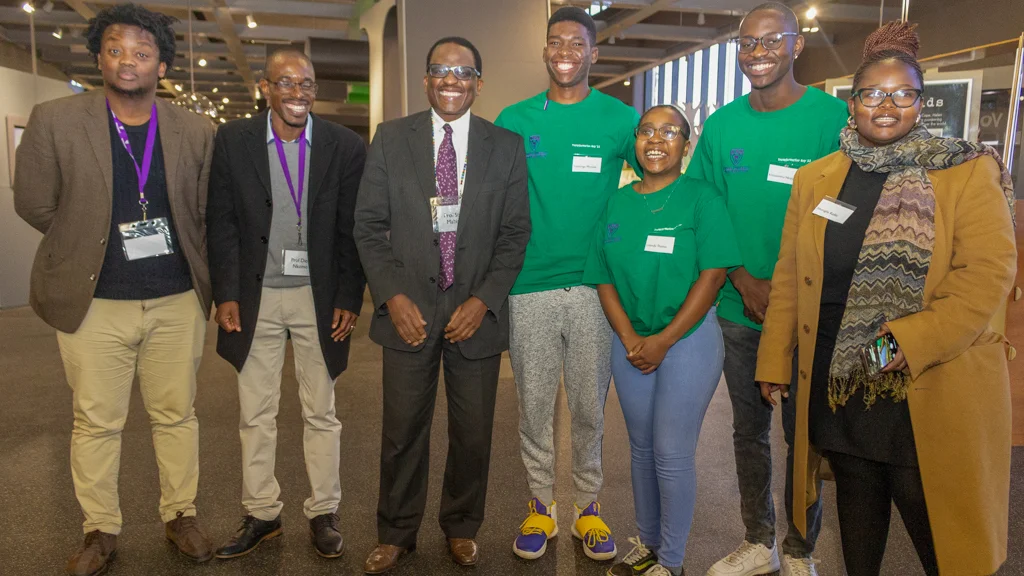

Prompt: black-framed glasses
xmin=636 ymin=124 xmax=686 ymax=141
xmin=735 ymin=32 xmax=798 ymax=53
xmin=852 ymin=88 xmax=923 ymax=108
xmin=267 ymin=78 xmax=318 ymax=94
xmin=427 ymin=64 xmax=480 ymax=81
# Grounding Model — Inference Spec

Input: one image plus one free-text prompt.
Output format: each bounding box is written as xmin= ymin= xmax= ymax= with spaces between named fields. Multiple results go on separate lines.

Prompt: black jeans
xmin=719 ymin=318 xmax=821 ymax=557
xmin=826 ymin=451 xmax=939 ymax=576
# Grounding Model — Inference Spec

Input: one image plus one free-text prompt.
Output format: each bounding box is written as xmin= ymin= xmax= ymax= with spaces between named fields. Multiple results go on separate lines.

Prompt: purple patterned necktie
xmin=437 ymin=123 xmax=457 ymax=290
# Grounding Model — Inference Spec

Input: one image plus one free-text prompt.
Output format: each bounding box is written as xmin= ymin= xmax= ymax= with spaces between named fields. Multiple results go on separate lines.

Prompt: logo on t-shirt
xmin=526 ymin=135 xmax=547 ymax=159
xmin=725 ymin=148 xmax=749 ymax=173
xmin=605 ymin=223 xmax=621 ymax=243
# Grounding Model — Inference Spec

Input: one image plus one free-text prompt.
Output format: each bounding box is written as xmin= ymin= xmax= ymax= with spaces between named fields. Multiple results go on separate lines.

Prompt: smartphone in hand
xmin=860 ymin=333 xmax=899 ymax=378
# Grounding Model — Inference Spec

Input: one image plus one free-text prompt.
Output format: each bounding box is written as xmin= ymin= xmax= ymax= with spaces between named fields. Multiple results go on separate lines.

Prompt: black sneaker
xmin=608 ymin=536 xmax=658 ymax=576
xmin=215 ymin=515 xmax=283 ymax=559
xmin=309 ymin=513 xmax=344 ymax=558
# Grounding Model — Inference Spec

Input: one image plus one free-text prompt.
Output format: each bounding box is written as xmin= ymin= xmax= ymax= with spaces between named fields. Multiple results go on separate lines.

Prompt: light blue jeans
xmin=612 ymin=309 xmax=724 ymax=568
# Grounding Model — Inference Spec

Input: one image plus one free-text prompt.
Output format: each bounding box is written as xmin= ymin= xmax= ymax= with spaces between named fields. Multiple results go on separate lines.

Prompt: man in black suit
xmin=354 ymin=37 xmax=530 ymax=574
xmin=206 ymin=49 xmax=366 ymax=560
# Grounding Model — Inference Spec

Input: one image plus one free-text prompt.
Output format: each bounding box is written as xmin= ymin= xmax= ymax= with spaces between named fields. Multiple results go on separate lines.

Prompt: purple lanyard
xmin=108 ymin=101 xmax=158 ymax=220
xmin=272 ymin=125 xmax=307 ymax=244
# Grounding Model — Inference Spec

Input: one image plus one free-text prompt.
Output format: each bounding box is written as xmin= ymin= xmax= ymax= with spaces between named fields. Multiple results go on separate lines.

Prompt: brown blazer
xmin=756 ymin=151 xmax=1016 ymax=575
xmin=14 ymin=90 xmax=216 ymax=333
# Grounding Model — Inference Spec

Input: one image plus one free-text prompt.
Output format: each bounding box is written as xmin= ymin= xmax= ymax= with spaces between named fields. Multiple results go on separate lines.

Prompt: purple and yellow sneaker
xmin=572 ymin=501 xmax=617 ymax=561
xmin=513 ymin=498 xmax=558 ymax=560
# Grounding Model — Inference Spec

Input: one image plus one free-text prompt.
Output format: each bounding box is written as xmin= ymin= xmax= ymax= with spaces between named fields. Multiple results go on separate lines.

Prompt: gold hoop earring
xmin=847 ymin=116 xmax=857 ymax=130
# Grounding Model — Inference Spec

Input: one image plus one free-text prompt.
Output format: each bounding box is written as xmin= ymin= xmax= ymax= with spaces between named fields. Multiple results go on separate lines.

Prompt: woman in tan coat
xmin=755 ymin=22 xmax=1016 ymax=576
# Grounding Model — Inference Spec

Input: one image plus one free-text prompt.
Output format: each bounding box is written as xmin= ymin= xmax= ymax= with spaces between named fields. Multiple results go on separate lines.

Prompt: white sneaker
xmin=780 ymin=554 xmax=819 ymax=576
xmin=642 ymin=564 xmax=674 ymax=576
xmin=706 ymin=541 xmax=781 ymax=576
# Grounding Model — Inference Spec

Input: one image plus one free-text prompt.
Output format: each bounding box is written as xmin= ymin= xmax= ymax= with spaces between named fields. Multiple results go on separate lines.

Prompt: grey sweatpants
xmin=509 ymin=286 xmax=613 ymax=508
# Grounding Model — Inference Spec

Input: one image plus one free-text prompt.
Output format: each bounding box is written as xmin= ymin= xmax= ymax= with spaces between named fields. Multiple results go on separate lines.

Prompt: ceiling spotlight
xmin=174 ymin=83 xmax=183 ymax=91
xmin=245 ymin=113 xmax=252 ymax=118
xmin=222 ymin=97 xmax=230 ymax=103
xmin=42 ymin=0 xmax=53 ymax=12
xmin=246 ymin=14 xmax=258 ymax=29
xmin=805 ymin=7 xmax=817 ymax=20
xmin=22 ymin=2 xmax=35 ymax=14
xmin=52 ymin=27 xmax=63 ymax=39
xmin=801 ymin=26 xmax=811 ymax=32
xmin=624 ymin=78 xmax=631 ymax=86
xmin=809 ymin=26 xmax=819 ymax=33
xmin=219 ymin=118 xmax=226 ymax=123
xmin=697 ymin=11 xmax=705 ymax=25
xmin=190 ymin=94 xmax=198 ymax=101
xmin=218 ymin=105 xmax=225 ymax=110
xmin=212 ymin=87 xmax=219 ymax=93
xmin=254 ymin=105 xmax=258 ymax=110
xmin=198 ymin=58 xmax=207 ymax=67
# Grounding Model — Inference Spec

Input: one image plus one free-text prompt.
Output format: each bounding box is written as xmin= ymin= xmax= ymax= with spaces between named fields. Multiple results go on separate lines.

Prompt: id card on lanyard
xmin=272 ymin=124 xmax=309 ymax=276
xmin=109 ymin=101 xmax=175 ymax=261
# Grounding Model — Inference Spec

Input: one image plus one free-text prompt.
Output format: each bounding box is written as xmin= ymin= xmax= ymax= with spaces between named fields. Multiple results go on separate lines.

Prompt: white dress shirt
xmin=431 ymin=108 xmax=470 ymax=197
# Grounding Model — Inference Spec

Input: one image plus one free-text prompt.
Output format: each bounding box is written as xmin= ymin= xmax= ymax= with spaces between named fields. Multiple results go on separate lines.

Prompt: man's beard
xmin=108 ymin=81 xmax=154 ymax=99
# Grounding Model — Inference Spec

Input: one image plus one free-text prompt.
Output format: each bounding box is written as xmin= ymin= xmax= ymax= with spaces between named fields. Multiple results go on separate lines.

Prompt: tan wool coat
xmin=756 ymin=151 xmax=1016 ymax=575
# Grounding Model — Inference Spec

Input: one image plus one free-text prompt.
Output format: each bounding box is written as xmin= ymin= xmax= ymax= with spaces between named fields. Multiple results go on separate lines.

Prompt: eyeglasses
xmin=852 ymin=88 xmax=923 ymax=108
xmin=735 ymin=32 xmax=799 ymax=53
xmin=427 ymin=64 xmax=480 ymax=81
xmin=635 ymin=124 xmax=686 ymax=141
xmin=267 ymin=78 xmax=318 ymax=94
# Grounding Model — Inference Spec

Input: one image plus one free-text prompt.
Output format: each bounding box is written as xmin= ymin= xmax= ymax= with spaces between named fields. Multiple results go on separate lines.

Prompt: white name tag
xmin=572 ymin=155 xmax=602 ymax=173
xmin=644 ymin=235 xmax=675 ymax=254
xmin=812 ymin=197 xmax=856 ymax=224
xmin=124 ymin=234 xmax=171 ymax=260
xmin=283 ymin=249 xmax=310 ymax=276
xmin=767 ymin=164 xmax=798 ymax=185
xmin=436 ymin=203 xmax=460 ymax=233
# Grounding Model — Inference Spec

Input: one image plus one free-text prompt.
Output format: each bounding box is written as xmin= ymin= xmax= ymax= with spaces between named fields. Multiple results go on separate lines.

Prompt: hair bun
xmin=863 ymin=21 xmax=920 ymax=61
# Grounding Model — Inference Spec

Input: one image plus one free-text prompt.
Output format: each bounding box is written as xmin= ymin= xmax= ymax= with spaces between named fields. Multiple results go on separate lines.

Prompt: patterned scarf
xmin=828 ymin=125 xmax=1015 ymax=410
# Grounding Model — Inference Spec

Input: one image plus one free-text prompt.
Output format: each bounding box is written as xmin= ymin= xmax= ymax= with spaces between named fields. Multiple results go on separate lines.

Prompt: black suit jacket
xmin=354 ymin=111 xmax=530 ymax=359
xmin=207 ymin=112 xmax=367 ymax=378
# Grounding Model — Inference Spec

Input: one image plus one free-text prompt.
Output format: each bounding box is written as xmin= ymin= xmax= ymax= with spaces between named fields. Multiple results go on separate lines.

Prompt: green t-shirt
xmin=687 ymin=87 xmax=848 ymax=330
xmin=582 ymin=176 xmax=741 ymax=338
xmin=495 ymin=89 xmax=641 ymax=295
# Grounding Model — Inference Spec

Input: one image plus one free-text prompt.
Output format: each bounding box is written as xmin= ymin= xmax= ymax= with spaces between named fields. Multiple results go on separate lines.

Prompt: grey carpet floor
xmin=1 ymin=299 xmax=1021 ymax=576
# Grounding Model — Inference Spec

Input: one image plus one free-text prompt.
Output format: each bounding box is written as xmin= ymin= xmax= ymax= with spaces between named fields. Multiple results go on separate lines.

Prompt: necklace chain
xmin=640 ymin=179 xmax=676 ymax=214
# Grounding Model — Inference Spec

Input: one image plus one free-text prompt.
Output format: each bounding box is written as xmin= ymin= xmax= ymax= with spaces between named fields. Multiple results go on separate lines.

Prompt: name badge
xmin=430 ymin=196 xmax=460 ymax=233
xmin=644 ymin=235 xmax=675 ymax=254
xmin=572 ymin=155 xmax=602 ymax=173
xmin=812 ymin=197 xmax=856 ymax=224
xmin=767 ymin=164 xmax=798 ymax=185
xmin=118 ymin=217 xmax=174 ymax=261
xmin=283 ymin=249 xmax=310 ymax=276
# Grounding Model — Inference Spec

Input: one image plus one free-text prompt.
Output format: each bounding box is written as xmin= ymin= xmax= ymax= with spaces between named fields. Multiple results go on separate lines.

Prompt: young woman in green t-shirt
xmin=583 ymin=105 xmax=741 ymax=576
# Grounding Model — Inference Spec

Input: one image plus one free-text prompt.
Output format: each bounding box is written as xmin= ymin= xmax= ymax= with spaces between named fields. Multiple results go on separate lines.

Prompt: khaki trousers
xmin=239 ymin=285 xmax=341 ymax=521
xmin=56 ymin=290 xmax=206 ymax=535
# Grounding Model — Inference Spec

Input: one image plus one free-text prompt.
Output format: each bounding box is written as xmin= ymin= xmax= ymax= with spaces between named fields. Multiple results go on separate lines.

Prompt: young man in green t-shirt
xmin=688 ymin=4 xmax=847 ymax=576
xmin=494 ymin=6 xmax=640 ymax=563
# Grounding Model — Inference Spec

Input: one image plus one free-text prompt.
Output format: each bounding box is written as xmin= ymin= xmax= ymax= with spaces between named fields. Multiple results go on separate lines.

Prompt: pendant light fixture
xmin=172 ymin=0 xmax=218 ymax=121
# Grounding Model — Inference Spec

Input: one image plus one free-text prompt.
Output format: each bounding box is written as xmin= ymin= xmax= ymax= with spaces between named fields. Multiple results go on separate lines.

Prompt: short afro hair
xmin=741 ymin=2 xmax=800 ymax=34
xmin=86 ymin=3 xmax=178 ymax=69
xmin=426 ymin=36 xmax=482 ymax=76
xmin=548 ymin=6 xmax=597 ymax=46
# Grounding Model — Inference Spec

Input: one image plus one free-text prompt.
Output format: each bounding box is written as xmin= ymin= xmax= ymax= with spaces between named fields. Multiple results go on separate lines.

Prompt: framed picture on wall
xmin=7 ymin=114 xmax=27 ymax=187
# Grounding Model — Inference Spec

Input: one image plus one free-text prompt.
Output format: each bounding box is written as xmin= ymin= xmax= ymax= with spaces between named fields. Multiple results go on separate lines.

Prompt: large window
xmin=646 ymin=39 xmax=751 ymax=126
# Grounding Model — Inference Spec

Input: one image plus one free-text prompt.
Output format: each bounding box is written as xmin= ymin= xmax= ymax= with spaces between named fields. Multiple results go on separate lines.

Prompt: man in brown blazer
xmin=13 ymin=5 xmax=215 ymax=576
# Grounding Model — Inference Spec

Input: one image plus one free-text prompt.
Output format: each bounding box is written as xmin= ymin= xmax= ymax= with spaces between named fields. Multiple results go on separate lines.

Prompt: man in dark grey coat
xmin=354 ymin=36 xmax=530 ymax=574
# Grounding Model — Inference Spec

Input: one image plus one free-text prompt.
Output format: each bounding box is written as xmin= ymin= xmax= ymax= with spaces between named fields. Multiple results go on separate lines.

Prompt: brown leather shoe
xmin=66 ymin=531 xmax=117 ymax=576
xmin=165 ymin=511 xmax=214 ymax=562
xmin=363 ymin=544 xmax=406 ymax=574
xmin=448 ymin=538 xmax=479 ymax=566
